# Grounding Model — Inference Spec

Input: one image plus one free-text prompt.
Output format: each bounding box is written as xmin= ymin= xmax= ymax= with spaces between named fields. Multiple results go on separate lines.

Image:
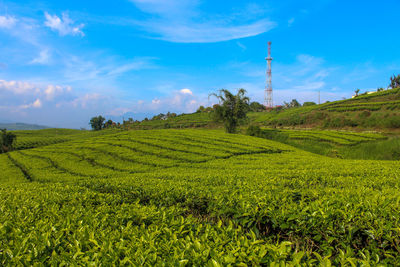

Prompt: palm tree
xmin=210 ymin=89 xmax=250 ymax=133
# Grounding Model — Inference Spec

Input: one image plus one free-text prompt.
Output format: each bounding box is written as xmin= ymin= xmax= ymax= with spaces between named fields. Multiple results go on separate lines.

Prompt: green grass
xmin=339 ymin=137 xmax=400 ymax=160
xmin=1 ymin=129 xmax=400 ymax=265
xmin=254 ymin=128 xmax=400 ymax=160
xmin=128 ymin=112 xmax=216 ymax=129
xmin=250 ymin=88 xmax=400 ymax=129
xmin=11 ymin=128 xmax=121 ymax=150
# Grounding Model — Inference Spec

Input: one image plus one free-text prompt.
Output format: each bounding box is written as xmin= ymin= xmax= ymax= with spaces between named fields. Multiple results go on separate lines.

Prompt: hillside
xmin=0 ymin=122 xmax=50 ymax=131
xmin=251 ymin=87 xmax=400 ymax=130
xmin=8 ymin=128 xmax=120 ymax=150
xmin=126 ymin=87 xmax=400 ymax=132
xmin=1 ymin=129 xmax=400 ymax=265
xmin=248 ymin=128 xmax=400 ymax=160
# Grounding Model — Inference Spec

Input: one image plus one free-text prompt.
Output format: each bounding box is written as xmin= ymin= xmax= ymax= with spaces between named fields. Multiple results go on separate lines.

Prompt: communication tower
xmin=264 ymin=41 xmax=273 ymax=108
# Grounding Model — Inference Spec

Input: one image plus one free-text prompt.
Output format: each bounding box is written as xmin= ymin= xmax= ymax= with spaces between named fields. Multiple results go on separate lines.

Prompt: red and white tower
xmin=264 ymin=41 xmax=273 ymax=108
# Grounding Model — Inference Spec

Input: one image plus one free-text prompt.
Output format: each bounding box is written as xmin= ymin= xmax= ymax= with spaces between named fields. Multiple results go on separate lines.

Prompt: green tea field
xmin=1 ymin=129 xmax=400 ymax=265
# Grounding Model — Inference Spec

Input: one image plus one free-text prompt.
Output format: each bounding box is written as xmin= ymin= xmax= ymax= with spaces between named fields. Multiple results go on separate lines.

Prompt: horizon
xmin=0 ymin=0 xmax=399 ymax=128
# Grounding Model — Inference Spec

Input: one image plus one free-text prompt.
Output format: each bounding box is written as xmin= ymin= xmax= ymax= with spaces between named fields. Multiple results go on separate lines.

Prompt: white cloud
xmin=0 ymin=79 xmax=38 ymax=94
xmin=145 ymin=88 xmax=203 ymax=113
xmin=32 ymin=99 xmax=42 ymax=108
xmin=30 ymin=49 xmax=51 ymax=64
xmin=152 ymin=99 xmax=160 ymax=105
xmin=180 ymin=88 xmax=192 ymax=95
xmin=0 ymin=79 xmax=77 ymax=113
xmin=20 ymin=99 xmax=42 ymax=109
xmin=0 ymin=79 xmax=73 ymax=99
xmin=129 ymin=0 xmax=276 ymax=43
xmin=44 ymin=84 xmax=71 ymax=100
xmin=69 ymin=93 xmax=103 ymax=108
xmin=0 ymin=15 xmax=17 ymax=28
xmin=44 ymin=12 xmax=84 ymax=36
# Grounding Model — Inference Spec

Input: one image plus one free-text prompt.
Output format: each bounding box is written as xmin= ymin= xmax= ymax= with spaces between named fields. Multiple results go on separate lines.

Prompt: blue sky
xmin=0 ymin=0 xmax=399 ymax=128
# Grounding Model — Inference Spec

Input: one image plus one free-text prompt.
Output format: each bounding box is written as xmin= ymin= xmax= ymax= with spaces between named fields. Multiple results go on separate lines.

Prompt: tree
xmin=196 ymin=106 xmax=205 ymax=113
xmin=210 ymin=88 xmax=250 ymax=133
xmin=1 ymin=129 xmax=16 ymax=153
xmin=389 ymin=74 xmax=400 ymax=89
xmin=104 ymin=119 xmax=114 ymax=128
xmin=290 ymin=99 xmax=301 ymax=108
xmin=303 ymin=101 xmax=316 ymax=107
xmin=355 ymin=89 xmax=360 ymax=96
xmin=89 ymin=116 xmax=105 ymax=131
xmin=249 ymin=101 xmax=266 ymax=112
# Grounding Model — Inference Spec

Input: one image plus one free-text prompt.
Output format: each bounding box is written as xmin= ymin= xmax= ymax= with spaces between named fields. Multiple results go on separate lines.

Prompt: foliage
xmin=303 ymin=101 xmax=316 ymax=107
xmin=210 ymin=89 xmax=250 ymax=133
xmin=249 ymin=101 xmax=266 ymax=112
xmin=250 ymin=128 xmax=400 ymax=160
xmin=283 ymin=99 xmax=301 ymax=108
xmin=104 ymin=120 xmax=114 ymax=128
xmin=389 ymin=74 xmax=400 ymax=89
xmin=1 ymin=129 xmax=400 ymax=265
xmin=0 ymin=129 xmax=16 ymax=153
xmin=10 ymin=128 xmax=118 ymax=151
xmin=89 ymin=116 xmax=106 ymax=131
xmin=252 ymin=88 xmax=400 ymax=129
xmin=246 ymin=125 xmax=262 ymax=136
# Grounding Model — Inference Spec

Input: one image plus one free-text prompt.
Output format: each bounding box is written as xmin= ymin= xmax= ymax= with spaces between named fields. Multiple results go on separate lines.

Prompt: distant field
xmin=1 ymin=129 xmax=400 ymax=265
xmin=256 ymin=128 xmax=400 ymax=160
xmin=275 ymin=129 xmax=387 ymax=145
xmin=130 ymin=112 xmax=215 ymax=129
xmin=12 ymin=128 xmax=120 ymax=150
xmin=251 ymin=88 xmax=400 ymax=129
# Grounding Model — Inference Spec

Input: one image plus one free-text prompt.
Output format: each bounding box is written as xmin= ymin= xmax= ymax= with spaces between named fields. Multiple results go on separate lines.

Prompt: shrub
xmin=303 ymin=102 xmax=317 ymax=107
xmin=246 ymin=125 xmax=262 ymax=137
xmin=358 ymin=111 xmax=371 ymax=118
xmin=1 ymin=129 xmax=16 ymax=153
xmin=384 ymin=116 xmax=400 ymax=128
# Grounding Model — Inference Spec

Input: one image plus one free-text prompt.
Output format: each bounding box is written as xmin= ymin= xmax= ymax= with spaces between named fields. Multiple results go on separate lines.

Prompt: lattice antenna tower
xmin=264 ymin=41 xmax=273 ymax=108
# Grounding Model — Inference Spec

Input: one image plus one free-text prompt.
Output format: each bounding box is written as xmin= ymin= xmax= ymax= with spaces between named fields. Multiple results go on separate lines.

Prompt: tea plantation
xmin=1 ymin=129 xmax=400 ymax=265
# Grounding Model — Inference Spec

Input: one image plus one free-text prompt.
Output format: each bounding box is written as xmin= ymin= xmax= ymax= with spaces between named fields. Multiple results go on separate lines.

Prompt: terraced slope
xmin=121 ymin=88 xmax=400 ymax=131
xmin=279 ymin=129 xmax=386 ymax=145
xmin=12 ymin=128 xmax=120 ymax=150
xmin=252 ymin=87 xmax=400 ymax=129
xmin=1 ymin=129 xmax=400 ymax=265
xmin=128 ymin=112 xmax=215 ymax=130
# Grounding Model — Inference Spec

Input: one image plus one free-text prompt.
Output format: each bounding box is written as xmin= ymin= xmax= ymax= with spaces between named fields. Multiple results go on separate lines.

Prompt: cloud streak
xmin=30 ymin=49 xmax=51 ymax=64
xmin=129 ymin=0 xmax=276 ymax=43
xmin=44 ymin=12 xmax=84 ymax=36
xmin=0 ymin=15 xmax=17 ymax=28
